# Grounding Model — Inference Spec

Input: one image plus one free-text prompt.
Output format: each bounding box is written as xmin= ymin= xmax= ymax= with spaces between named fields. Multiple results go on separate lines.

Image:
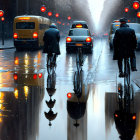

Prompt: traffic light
xmin=40 ymin=5 xmax=46 ymax=12
xmin=0 ymin=10 xmax=4 ymax=17
xmin=48 ymin=12 xmax=52 ymax=16
xmin=68 ymin=16 xmax=71 ymax=20
xmin=137 ymin=11 xmax=140 ymax=18
xmin=133 ymin=1 xmax=140 ymax=10
xmin=125 ymin=8 xmax=129 ymax=12
xmin=1 ymin=17 xmax=4 ymax=21
xmin=55 ymin=13 xmax=59 ymax=18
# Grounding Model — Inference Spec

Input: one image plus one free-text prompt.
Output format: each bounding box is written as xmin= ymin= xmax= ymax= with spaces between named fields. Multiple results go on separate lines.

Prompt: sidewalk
xmin=0 ymin=39 xmax=15 ymax=50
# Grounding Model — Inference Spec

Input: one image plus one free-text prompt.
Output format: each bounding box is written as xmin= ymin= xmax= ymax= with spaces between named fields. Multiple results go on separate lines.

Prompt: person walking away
xmin=113 ymin=18 xmax=137 ymax=77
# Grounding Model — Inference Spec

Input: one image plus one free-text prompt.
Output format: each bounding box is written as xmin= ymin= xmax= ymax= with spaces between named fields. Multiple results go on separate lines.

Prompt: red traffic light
xmin=137 ymin=12 xmax=140 ymax=18
xmin=0 ymin=10 xmax=4 ymax=17
xmin=133 ymin=1 xmax=140 ymax=10
xmin=55 ymin=13 xmax=59 ymax=17
xmin=68 ymin=16 xmax=71 ymax=20
xmin=48 ymin=12 xmax=52 ymax=16
xmin=1 ymin=17 xmax=4 ymax=21
xmin=40 ymin=6 xmax=46 ymax=12
xmin=125 ymin=8 xmax=129 ymax=12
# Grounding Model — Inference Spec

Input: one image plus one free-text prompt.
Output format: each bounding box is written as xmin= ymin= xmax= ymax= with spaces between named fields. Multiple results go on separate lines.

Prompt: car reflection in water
xmin=114 ymin=95 xmax=136 ymax=140
xmin=0 ymin=50 xmax=45 ymax=140
xmin=67 ymin=70 xmax=90 ymax=140
xmin=44 ymin=71 xmax=57 ymax=126
xmin=105 ymin=91 xmax=136 ymax=140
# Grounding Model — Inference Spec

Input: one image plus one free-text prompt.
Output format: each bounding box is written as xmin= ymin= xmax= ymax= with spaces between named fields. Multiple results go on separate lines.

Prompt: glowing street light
xmin=67 ymin=16 xmax=71 ymax=20
xmin=125 ymin=8 xmax=129 ymax=12
xmin=40 ymin=5 xmax=46 ymax=12
xmin=133 ymin=1 xmax=140 ymax=10
xmin=137 ymin=11 xmax=140 ymax=18
xmin=48 ymin=12 xmax=52 ymax=16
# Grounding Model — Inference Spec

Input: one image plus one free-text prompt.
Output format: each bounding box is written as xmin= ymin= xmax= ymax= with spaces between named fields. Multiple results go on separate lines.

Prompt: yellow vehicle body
xmin=13 ymin=15 xmax=51 ymax=50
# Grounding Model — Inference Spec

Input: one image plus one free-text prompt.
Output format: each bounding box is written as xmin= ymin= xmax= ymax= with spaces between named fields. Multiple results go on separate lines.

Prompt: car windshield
xmin=69 ymin=29 xmax=89 ymax=36
xmin=128 ymin=23 xmax=140 ymax=33
xmin=16 ymin=22 xmax=35 ymax=29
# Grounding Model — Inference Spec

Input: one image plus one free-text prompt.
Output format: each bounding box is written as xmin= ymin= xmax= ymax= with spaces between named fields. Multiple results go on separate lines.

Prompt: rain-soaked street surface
xmin=0 ymin=38 xmax=140 ymax=140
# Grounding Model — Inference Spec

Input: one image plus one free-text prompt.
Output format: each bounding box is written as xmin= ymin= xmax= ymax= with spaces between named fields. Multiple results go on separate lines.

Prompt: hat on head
xmin=119 ymin=17 xmax=127 ymax=23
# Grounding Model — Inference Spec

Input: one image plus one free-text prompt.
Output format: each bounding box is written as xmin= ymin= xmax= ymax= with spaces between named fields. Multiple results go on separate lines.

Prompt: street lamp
xmin=137 ymin=11 xmax=140 ymax=18
xmin=40 ymin=5 xmax=46 ymax=12
xmin=133 ymin=1 xmax=140 ymax=10
xmin=48 ymin=12 xmax=52 ymax=16
xmin=125 ymin=8 xmax=129 ymax=12
xmin=67 ymin=16 xmax=71 ymax=20
xmin=0 ymin=10 xmax=4 ymax=17
xmin=55 ymin=13 xmax=59 ymax=18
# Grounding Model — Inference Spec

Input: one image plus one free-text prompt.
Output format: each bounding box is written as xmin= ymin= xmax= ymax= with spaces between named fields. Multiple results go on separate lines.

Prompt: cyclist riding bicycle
xmin=43 ymin=24 xmax=60 ymax=65
xmin=113 ymin=17 xmax=137 ymax=77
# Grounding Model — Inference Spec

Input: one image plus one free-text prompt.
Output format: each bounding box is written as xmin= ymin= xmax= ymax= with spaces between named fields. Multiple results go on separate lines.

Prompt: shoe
xmin=119 ymin=72 xmax=124 ymax=78
xmin=132 ymin=68 xmax=137 ymax=71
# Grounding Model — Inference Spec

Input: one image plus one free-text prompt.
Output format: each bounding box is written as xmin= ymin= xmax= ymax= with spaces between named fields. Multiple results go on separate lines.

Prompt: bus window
xmin=16 ymin=22 xmax=35 ymax=29
xmin=39 ymin=24 xmax=49 ymax=30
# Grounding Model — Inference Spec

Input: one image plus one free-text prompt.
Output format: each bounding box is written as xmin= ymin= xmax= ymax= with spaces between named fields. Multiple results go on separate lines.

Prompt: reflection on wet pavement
xmin=0 ymin=39 xmax=140 ymax=139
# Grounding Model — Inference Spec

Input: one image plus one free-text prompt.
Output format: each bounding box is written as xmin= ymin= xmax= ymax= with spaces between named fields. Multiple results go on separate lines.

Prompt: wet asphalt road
xmin=0 ymin=38 xmax=140 ymax=140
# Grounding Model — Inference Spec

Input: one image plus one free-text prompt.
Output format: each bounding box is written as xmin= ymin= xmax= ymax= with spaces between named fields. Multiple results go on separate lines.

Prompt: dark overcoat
xmin=43 ymin=25 xmax=60 ymax=55
xmin=113 ymin=23 xmax=137 ymax=60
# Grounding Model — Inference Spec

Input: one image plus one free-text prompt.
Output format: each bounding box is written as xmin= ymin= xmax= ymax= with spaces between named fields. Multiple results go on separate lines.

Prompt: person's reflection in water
xmin=67 ymin=70 xmax=89 ymax=140
xmin=114 ymin=97 xmax=136 ymax=140
xmin=44 ymin=71 xmax=57 ymax=126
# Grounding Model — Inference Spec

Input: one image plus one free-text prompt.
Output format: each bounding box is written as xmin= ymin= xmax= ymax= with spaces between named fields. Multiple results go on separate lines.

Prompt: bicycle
xmin=73 ymin=70 xmax=83 ymax=98
xmin=47 ymin=53 xmax=57 ymax=75
xmin=118 ymin=57 xmax=134 ymax=112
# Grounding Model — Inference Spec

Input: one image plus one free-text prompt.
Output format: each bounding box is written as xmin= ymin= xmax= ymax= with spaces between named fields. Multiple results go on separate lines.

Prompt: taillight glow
xmin=13 ymin=33 xmax=18 ymax=39
xmin=132 ymin=115 xmax=136 ymax=120
xmin=14 ymin=74 xmax=18 ymax=80
xmin=33 ymin=32 xmax=38 ymax=38
xmin=67 ymin=93 xmax=72 ymax=98
xmin=115 ymin=114 xmax=118 ymax=118
xmin=33 ymin=74 xmax=37 ymax=79
xmin=38 ymin=73 xmax=42 ymax=78
xmin=86 ymin=37 xmax=92 ymax=42
xmin=66 ymin=37 xmax=72 ymax=42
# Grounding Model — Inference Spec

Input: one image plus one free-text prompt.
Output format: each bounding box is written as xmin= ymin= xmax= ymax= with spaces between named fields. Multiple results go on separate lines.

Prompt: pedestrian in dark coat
xmin=43 ymin=24 xmax=60 ymax=55
xmin=113 ymin=18 xmax=137 ymax=77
